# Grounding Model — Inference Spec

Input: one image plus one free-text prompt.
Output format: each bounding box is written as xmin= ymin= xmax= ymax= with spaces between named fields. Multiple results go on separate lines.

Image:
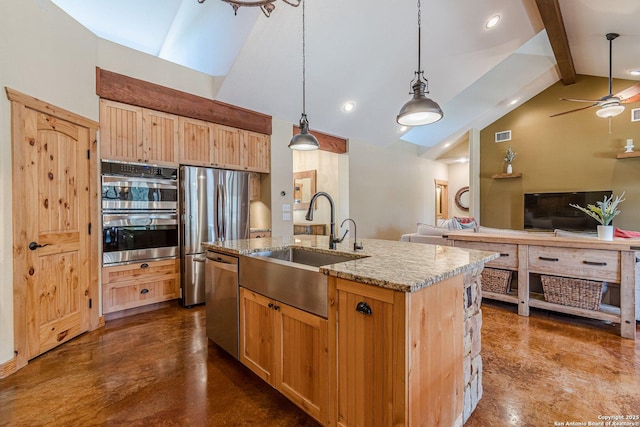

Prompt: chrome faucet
xmin=340 ymin=218 xmax=363 ymax=251
xmin=306 ymin=191 xmax=345 ymax=250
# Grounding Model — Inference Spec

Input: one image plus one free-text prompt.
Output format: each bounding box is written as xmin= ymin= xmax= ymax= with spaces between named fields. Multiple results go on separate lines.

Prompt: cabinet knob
xmin=268 ymin=303 xmax=274 ymax=308
xmin=140 ymin=263 xmax=149 ymax=269
xmin=274 ymin=305 xmax=280 ymax=311
xmin=355 ymin=301 xmax=372 ymax=315
xmin=140 ymin=288 xmax=149 ymax=294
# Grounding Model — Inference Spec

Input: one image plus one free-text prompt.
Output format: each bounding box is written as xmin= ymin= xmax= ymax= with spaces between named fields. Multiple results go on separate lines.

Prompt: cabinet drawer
xmin=102 ymin=274 xmax=179 ymax=314
xmin=102 ymin=259 xmax=179 ymax=285
xmin=454 ymin=241 xmax=518 ymax=270
xmin=528 ymin=246 xmax=620 ymax=282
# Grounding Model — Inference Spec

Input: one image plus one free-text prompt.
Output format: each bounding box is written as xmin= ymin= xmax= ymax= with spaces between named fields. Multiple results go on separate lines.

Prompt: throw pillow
xmin=454 ymin=216 xmax=477 ymax=229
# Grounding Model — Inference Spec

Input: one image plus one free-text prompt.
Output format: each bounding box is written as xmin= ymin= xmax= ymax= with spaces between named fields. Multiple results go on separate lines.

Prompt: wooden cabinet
xmin=213 ymin=124 xmax=243 ymax=169
xmin=243 ymin=131 xmax=271 ymax=172
xmin=527 ymin=245 xmax=620 ymax=282
xmin=100 ymin=100 xmax=178 ymax=165
xmin=332 ymin=276 xmax=464 ymax=427
xmin=102 ymin=259 xmax=180 ymax=314
xmin=179 ymin=116 xmax=215 ymax=167
xmin=239 ymin=287 xmax=328 ymax=423
xmin=249 ymin=172 xmax=261 ymax=201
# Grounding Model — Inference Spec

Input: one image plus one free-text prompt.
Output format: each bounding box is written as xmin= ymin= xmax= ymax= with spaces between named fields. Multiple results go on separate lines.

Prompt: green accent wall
xmin=480 ymin=75 xmax=640 ymax=231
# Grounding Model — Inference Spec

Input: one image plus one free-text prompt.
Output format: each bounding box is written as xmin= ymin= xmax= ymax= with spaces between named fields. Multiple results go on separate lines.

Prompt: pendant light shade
xmin=289 ymin=0 xmax=319 ymax=151
xmin=397 ymin=0 xmax=443 ymax=126
xmin=595 ymin=103 xmax=625 ymax=118
xmin=289 ymin=113 xmax=319 ymax=150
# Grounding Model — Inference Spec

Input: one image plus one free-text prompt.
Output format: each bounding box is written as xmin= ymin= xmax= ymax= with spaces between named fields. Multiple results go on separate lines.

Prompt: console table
xmin=447 ymin=233 xmax=637 ymax=340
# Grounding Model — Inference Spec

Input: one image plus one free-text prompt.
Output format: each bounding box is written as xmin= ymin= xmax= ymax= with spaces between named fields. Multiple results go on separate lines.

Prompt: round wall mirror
xmin=455 ymin=186 xmax=470 ymax=211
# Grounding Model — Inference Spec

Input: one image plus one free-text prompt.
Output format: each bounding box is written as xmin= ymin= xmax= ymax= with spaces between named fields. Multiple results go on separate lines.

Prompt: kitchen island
xmin=203 ymin=235 xmax=498 ymax=426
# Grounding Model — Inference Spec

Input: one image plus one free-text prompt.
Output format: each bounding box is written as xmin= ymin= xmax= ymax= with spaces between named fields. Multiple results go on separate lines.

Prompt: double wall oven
xmin=101 ymin=161 xmax=179 ymax=266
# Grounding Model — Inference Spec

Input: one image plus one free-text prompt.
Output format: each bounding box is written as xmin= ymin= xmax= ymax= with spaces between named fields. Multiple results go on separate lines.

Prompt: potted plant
xmin=569 ymin=192 xmax=625 ymax=240
xmin=504 ymin=146 xmax=516 ymax=174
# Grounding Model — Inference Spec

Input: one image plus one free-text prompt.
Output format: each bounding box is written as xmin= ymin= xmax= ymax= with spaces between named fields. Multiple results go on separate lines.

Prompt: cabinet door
xmin=100 ymin=99 xmax=144 ymax=162
xmin=276 ymin=304 xmax=328 ymax=423
xmin=179 ymin=117 xmax=214 ymax=167
xmin=243 ymin=131 xmax=271 ymax=173
xmin=337 ymin=281 xmax=396 ymax=427
xmin=213 ymin=124 xmax=243 ymax=169
xmin=249 ymin=172 xmax=261 ymax=201
xmin=239 ymin=288 xmax=276 ymax=383
xmin=143 ymin=109 xmax=179 ymax=165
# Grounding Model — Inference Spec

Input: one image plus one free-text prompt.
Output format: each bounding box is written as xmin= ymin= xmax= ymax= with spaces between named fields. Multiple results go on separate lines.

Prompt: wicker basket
xmin=480 ymin=268 xmax=512 ymax=294
xmin=541 ymin=275 xmax=603 ymax=311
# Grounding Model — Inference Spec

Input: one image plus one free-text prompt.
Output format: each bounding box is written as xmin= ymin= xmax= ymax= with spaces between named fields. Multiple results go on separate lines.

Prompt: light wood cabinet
xmin=249 ymin=172 xmax=261 ymax=201
xmin=239 ymin=287 xmax=328 ymax=423
xmin=100 ymin=100 xmax=178 ymax=165
xmin=179 ymin=116 xmax=215 ymax=167
xmin=243 ymin=131 xmax=271 ymax=172
xmin=213 ymin=124 xmax=243 ymax=169
xmin=331 ymin=277 xmax=464 ymax=427
xmin=102 ymin=259 xmax=180 ymax=314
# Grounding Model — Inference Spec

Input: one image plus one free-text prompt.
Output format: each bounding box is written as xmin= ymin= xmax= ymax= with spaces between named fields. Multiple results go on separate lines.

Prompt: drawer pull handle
xmin=268 ymin=303 xmax=274 ymax=308
xmin=356 ymin=301 xmax=372 ymax=316
xmin=140 ymin=263 xmax=149 ymax=269
xmin=583 ymin=260 xmax=607 ymax=266
xmin=500 ymin=253 xmax=510 ymax=257
xmin=538 ymin=257 xmax=559 ymax=262
xmin=140 ymin=288 xmax=149 ymax=294
xmin=274 ymin=305 xmax=280 ymax=311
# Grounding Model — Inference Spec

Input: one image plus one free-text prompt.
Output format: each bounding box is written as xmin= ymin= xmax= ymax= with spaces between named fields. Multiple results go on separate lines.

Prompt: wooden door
xmin=213 ymin=124 xmax=242 ymax=169
xmin=243 ymin=131 xmax=271 ymax=173
xmin=9 ymin=89 xmax=98 ymax=368
xmin=99 ymin=99 xmax=144 ymax=162
xmin=143 ymin=109 xmax=179 ymax=165
xmin=337 ymin=281 xmax=397 ymax=427
xmin=239 ymin=288 xmax=275 ymax=384
xmin=276 ymin=304 xmax=328 ymax=423
xmin=179 ymin=117 xmax=214 ymax=167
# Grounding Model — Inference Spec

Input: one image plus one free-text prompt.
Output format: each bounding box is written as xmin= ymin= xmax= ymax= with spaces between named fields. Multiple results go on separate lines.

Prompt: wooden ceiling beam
xmin=535 ymin=0 xmax=576 ymax=85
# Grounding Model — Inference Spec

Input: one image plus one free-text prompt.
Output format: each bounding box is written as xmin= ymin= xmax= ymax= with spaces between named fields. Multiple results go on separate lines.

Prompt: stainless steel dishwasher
xmin=205 ymin=250 xmax=239 ymax=359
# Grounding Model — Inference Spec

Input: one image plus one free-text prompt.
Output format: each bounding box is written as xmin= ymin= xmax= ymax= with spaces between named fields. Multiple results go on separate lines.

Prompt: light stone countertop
xmin=202 ymin=235 xmax=499 ymax=292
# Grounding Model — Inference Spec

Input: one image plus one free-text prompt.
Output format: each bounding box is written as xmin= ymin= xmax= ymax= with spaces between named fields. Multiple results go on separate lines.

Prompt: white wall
xmin=269 ymin=118 xmax=294 ymax=238
xmin=349 ymin=139 xmax=448 ymax=240
xmin=448 ymin=161 xmax=471 ymax=218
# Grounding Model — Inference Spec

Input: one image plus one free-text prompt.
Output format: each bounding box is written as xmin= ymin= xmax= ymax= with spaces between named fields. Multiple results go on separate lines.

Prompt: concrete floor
xmin=0 ymin=300 xmax=638 ymax=426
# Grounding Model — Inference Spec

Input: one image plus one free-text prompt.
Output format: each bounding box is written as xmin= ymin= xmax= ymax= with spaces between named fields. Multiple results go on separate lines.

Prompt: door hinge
xmin=89 ymin=298 xmax=92 ymax=309
xmin=88 ymin=223 xmax=92 ymax=235
xmin=87 ymin=149 xmax=91 ymax=160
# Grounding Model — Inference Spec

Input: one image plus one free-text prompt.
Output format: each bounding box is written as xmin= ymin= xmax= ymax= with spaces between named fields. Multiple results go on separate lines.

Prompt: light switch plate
xmin=282 ymin=204 xmax=291 ymax=212
xmin=282 ymin=212 xmax=291 ymax=221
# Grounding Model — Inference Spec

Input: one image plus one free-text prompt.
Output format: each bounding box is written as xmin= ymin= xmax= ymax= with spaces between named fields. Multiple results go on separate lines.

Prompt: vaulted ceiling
xmin=51 ymin=0 xmax=640 ymax=154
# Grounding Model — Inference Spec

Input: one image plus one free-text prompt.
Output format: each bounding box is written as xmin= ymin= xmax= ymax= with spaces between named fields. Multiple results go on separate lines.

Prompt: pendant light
xmin=289 ymin=0 xmax=319 ymax=150
xmin=396 ymin=0 xmax=443 ymax=126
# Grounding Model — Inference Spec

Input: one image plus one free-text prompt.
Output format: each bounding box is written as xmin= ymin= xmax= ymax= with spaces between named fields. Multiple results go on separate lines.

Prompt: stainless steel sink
xmin=239 ymin=247 xmax=365 ymax=318
xmin=251 ymin=247 xmax=362 ymax=267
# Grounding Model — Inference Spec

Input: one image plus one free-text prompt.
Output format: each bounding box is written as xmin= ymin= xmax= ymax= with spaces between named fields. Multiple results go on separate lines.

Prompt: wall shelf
xmin=491 ymin=172 xmax=522 ymax=179
xmin=616 ymin=151 xmax=640 ymax=159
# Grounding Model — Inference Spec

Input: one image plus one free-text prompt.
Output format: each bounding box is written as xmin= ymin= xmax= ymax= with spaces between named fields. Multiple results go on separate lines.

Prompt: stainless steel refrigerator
xmin=180 ymin=166 xmax=249 ymax=307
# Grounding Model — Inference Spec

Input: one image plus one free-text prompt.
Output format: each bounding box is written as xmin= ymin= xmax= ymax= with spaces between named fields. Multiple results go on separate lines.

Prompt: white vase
xmin=506 ymin=164 xmax=513 ymax=174
xmin=597 ymin=225 xmax=614 ymax=241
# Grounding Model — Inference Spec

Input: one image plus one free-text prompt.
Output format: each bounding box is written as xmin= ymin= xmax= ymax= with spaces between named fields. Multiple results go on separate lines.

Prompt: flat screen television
xmin=523 ymin=191 xmax=612 ymax=231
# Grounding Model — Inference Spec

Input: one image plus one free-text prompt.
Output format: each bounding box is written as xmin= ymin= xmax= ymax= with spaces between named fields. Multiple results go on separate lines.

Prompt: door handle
xmin=28 ymin=242 xmax=49 ymax=251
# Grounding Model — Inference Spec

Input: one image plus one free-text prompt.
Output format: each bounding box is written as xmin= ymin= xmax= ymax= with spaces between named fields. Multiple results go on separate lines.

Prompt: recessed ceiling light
xmin=342 ymin=101 xmax=355 ymax=112
xmin=399 ymin=125 xmax=408 ymax=132
xmin=509 ymin=98 xmax=519 ymax=106
xmin=486 ymin=15 xmax=500 ymax=29
xmin=629 ymin=70 xmax=640 ymax=76
xmin=444 ymin=143 xmax=451 ymax=148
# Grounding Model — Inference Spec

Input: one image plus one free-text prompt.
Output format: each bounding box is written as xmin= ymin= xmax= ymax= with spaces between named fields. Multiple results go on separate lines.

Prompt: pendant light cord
xmin=302 ymin=0 xmax=307 ymax=116
xmin=417 ymin=0 xmax=421 ymax=73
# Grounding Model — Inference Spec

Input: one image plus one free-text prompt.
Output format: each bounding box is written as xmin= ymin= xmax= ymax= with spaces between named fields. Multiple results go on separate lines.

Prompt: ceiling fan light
xmin=596 ymin=104 xmax=625 ymax=118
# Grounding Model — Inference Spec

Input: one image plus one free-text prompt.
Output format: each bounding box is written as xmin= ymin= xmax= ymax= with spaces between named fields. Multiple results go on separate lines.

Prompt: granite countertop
xmin=202 ymin=235 xmax=498 ymax=293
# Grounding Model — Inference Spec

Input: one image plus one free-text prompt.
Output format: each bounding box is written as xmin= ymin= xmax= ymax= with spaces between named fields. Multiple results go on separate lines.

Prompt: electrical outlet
xmin=282 ymin=212 xmax=291 ymax=221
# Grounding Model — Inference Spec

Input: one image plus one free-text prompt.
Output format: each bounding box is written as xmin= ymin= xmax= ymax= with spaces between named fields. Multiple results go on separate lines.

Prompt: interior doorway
xmin=435 ymin=179 xmax=449 ymax=221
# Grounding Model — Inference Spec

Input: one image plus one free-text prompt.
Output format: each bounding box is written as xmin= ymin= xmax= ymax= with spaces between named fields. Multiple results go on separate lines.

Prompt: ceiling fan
xmin=551 ymin=33 xmax=640 ymax=118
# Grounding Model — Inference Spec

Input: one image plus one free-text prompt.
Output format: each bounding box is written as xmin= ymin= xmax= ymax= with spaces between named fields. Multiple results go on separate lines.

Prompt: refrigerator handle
xmin=221 ymin=184 xmax=228 ymax=240
xmin=216 ymin=184 xmax=225 ymax=241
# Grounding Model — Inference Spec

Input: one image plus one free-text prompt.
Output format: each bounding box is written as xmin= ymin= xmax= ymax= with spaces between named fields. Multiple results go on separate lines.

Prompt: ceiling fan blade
xmin=615 ymin=82 xmax=640 ymax=102
xmin=560 ymin=97 xmax=602 ymax=103
xmin=550 ymin=103 xmax=599 ymax=117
